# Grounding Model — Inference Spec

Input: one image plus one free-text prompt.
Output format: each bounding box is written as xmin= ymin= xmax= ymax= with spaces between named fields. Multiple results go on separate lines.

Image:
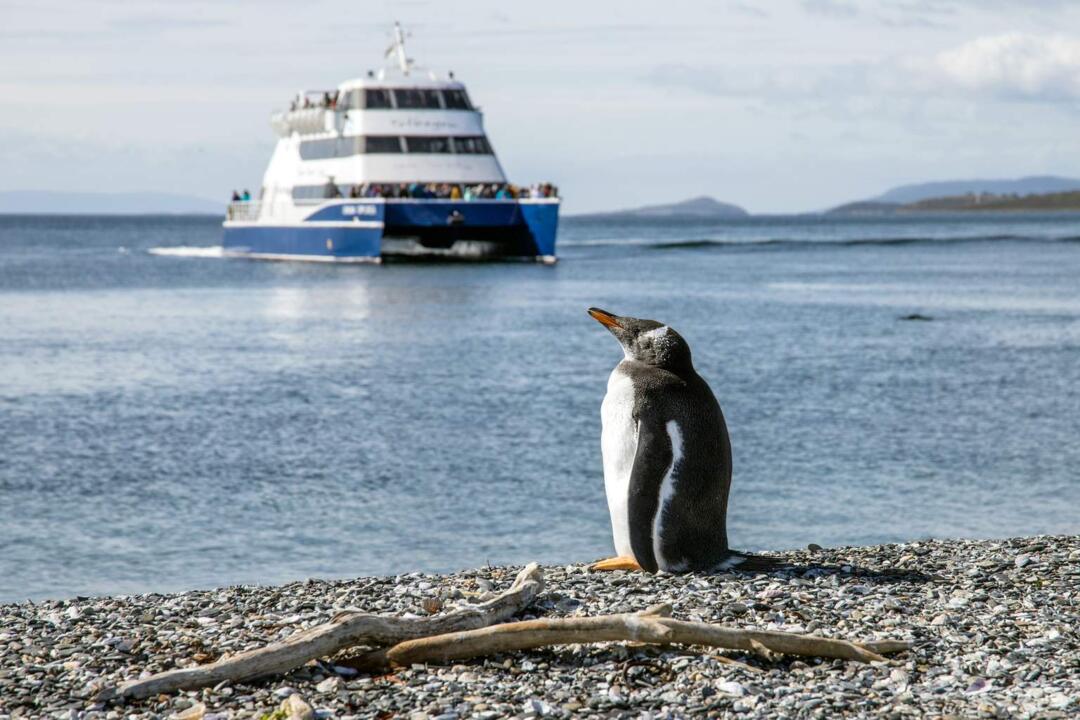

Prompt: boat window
xmin=292 ymin=185 xmax=344 ymax=200
xmin=452 ymin=136 xmax=492 ymax=155
xmin=404 ymin=136 xmax=452 ymax=154
xmin=442 ymin=89 xmax=472 ymax=110
xmin=365 ymin=88 xmax=393 ymax=109
xmin=393 ymin=88 xmax=442 ymax=109
xmin=299 ymin=138 xmax=341 ymax=160
xmin=365 ymin=136 xmax=404 ymax=153
xmin=298 ymin=135 xmax=492 ymax=159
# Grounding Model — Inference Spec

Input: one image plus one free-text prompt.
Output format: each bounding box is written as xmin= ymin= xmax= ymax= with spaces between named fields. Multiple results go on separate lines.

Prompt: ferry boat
xmin=223 ymin=24 xmax=559 ymax=263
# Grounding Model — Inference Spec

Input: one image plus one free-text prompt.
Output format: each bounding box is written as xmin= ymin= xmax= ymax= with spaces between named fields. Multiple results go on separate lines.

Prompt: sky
xmin=2 ymin=0 xmax=1080 ymax=213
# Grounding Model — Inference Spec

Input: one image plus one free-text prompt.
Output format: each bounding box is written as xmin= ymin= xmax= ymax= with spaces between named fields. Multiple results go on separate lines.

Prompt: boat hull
xmin=222 ymin=199 xmax=558 ymax=263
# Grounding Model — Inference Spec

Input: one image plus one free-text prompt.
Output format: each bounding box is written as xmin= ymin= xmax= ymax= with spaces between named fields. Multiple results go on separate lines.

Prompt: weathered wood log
xmin=385 ymin=609 xmax=908 ymax=668
xmin=98 ymin=563 xmax=544 ymax=702
xmin=337 ymin=602 xmax=674 ymax=673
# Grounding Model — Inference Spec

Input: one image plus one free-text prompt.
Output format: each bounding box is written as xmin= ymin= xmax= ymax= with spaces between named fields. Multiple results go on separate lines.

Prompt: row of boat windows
xmin=349 ymin=88 xmax=472 ymax=110
xmin=299 ymin=135 xmax=493 ymax=160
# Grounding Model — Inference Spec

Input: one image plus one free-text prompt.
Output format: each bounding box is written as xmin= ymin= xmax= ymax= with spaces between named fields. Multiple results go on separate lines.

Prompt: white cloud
xmin=932 ymin=33 xmax=1080 ymax=100
xmin=651 ymin=33 xmax=1080 ymax=106
xmin=802 ymin=0 xmax=858 ymax=18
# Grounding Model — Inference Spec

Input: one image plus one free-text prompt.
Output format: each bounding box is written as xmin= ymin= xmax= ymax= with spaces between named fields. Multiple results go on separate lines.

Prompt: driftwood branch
xmin=339 ymin=602 xmax=675 ymax=674
xmin=384 ymin=609 xmax=908 ymax=668
xmin=99 ymin=563 xmax=544 ymax=702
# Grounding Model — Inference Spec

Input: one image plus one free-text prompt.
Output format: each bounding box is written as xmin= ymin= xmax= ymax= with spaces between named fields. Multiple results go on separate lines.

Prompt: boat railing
xmin=226 ymin=202 xmax=260 ymax=221
xmin=270 ymin=107 xmax=334 ymax=136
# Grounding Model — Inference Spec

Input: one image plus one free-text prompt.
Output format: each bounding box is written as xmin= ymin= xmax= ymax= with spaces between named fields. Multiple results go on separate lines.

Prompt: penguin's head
xmin=588 ymin=307 xmax=693 ymax=369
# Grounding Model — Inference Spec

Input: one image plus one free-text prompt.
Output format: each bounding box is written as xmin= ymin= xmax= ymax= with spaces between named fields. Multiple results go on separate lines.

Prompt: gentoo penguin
xmin=587 ymin=307 xmax=775 ymax=573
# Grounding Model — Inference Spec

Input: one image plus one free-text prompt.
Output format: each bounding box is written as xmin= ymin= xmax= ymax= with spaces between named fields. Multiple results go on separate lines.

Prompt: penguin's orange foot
xmin=589 ymin=555 xmax=642 ymax=572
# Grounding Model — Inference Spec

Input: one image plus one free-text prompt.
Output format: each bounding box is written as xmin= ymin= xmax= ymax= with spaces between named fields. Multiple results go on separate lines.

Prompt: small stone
xmin=729 ymin=602 xmax=749 ymax=616
xmin=280 ymin=694 xmax=314 ymax=720
xmin=717 ymin=681 xmax=746 ymax=696
xmin=315 ymin=676 xmax=340 ymax=694
xmin=173 ymin=702 xmax=206 ymax=720
xmin=807 ymin=543 xmax=823 ymax=552
xmin=523 ymin=698 xmax=552 ymax=716
xmin=1014 ymin=554 xmax=1032 ymax=568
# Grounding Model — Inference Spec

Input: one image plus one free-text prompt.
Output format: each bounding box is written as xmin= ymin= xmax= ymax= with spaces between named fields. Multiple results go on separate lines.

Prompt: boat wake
xmin=148 ymin=246 xmax=226 ymax=259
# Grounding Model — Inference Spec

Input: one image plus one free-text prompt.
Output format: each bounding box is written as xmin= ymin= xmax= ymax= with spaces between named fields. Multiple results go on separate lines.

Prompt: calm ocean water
xmin=2 ymin=213 xmax=1079 ymax=602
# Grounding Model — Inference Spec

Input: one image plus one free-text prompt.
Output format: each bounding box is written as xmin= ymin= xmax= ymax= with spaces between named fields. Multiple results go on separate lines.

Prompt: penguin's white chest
xmin=600 ymin=366 xmax=638 ymax=557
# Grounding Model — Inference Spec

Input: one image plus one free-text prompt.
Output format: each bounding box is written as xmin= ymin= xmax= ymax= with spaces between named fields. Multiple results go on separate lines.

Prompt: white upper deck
xmin=262 ymin=23 xmax=508 ymax=197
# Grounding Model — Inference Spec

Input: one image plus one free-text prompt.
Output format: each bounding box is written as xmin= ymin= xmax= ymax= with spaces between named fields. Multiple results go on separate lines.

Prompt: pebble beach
xmin=2 ymin=535 xmax=1077 ymax=720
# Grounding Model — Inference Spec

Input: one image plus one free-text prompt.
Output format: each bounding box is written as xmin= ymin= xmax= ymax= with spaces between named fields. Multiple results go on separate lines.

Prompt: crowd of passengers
xmin=230 ymin=182 xmax=558 ymax=205
xmin=290 ymin=92 xmax=340 ymax=111
xmin=329 ymin=182 xmax=558 ymax=200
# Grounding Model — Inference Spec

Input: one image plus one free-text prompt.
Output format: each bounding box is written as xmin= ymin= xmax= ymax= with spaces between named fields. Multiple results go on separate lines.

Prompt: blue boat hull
xmin=223 ymin=199 xmax=558 ymax=262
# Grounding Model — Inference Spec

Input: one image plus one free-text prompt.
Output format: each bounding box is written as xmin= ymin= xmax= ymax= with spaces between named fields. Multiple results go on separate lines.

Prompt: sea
xmin=2 ymin=213 xmax=1079 ymax=603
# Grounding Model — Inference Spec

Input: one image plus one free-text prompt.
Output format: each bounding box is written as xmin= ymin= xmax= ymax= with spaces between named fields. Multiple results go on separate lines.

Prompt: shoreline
xmin=2 ymin=535 xmax=1076 ymax=719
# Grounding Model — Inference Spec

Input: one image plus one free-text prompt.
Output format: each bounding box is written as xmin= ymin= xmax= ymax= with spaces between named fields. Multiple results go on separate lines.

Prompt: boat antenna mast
xmin=385 ymin=22 xmax=413 ymax=75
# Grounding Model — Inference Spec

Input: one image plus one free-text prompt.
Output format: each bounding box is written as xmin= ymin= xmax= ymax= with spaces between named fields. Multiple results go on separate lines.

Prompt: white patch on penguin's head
xmin=640 ymin=325 xmax=670 ymax=342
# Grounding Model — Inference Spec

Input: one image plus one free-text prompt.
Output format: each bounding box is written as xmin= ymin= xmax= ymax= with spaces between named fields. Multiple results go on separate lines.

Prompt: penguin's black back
xmin=620 ymin=360 xmax=732 ymax=572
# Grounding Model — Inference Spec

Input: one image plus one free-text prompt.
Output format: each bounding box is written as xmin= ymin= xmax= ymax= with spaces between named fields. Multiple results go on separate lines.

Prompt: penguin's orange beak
xmin=588 ymin=307 xmax=621 ymax=329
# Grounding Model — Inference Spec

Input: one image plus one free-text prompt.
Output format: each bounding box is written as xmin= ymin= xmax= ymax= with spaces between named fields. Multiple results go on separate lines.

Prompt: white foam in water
xmin=147 ymin=246 xmax=226 ymax=258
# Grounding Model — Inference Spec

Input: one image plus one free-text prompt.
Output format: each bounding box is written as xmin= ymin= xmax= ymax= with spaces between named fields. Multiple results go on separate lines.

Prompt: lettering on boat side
xmin=342 ymin=205 xmax=379 ymax=217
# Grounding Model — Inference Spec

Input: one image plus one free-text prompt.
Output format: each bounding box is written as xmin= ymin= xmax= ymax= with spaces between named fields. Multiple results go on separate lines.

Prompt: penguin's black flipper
xmin=714 ymin=551 xmax=788 ymax=573
xmin=626 ymin=417 xmax=673 ymax=574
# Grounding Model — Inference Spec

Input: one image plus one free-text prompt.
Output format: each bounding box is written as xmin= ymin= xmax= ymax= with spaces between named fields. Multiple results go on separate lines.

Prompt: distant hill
xmin=825 ymin=200 xmax=902 ymax=216
xmin=0 ymin=191 xmax=223 ymax=215
xmin=907 ymin=190 xmax=1080 ymax=212
xmin=873 ymin=176 xmax=1080 ymax=205
xmin=828 ymin=176 xmax=1080 ymax=215
xmin=575 ymin=196 xmax=749 ymax=219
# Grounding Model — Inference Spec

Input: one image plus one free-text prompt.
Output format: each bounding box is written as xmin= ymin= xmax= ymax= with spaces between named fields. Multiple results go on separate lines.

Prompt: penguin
xmin=587 ymin=307 xmax=777 ymax=573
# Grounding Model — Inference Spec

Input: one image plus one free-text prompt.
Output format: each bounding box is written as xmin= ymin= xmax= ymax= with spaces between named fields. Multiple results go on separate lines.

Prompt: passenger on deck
xmin=450 ymin=185 xmax=462 ymax=200
xmin=241 ymin=189 xmax=251 ymax=201
xmin=231 ymin=190 xmax=241 ymax=202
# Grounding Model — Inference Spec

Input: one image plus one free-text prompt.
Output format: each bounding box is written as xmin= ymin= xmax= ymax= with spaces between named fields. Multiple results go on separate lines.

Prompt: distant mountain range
xmin=0 ymin=191 xmax=223 ymax=215
xmin=903 ymin=190 xmax=1080 ymax=212
xmin=829 ymin=176 xmax=1080 ymax=215
xmin=573 ymin=196 xmax=749 ymax=219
